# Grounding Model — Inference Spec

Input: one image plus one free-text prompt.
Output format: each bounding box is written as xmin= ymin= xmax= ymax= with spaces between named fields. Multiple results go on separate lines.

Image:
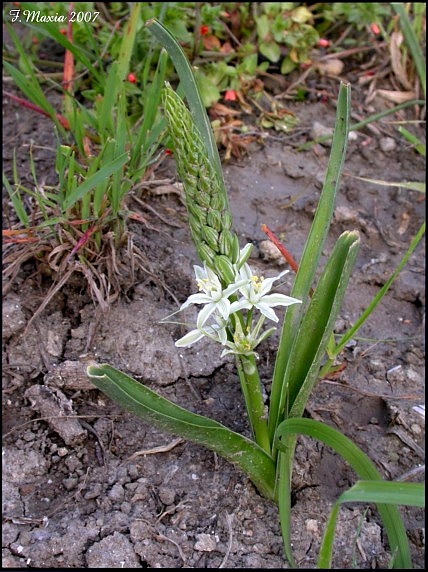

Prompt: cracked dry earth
xmin=2 ymin=89 xmax=425 ymax=568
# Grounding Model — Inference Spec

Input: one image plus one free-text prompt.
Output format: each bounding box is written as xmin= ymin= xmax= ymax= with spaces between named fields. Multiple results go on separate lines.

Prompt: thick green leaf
xmin=275 ymin=418 xmax=412 ymax=569
xmin=260 ymin=42 xmax=281 ymax=63
xmin=270 ymin=230 xmax=360 ymax=449
xmin=87 ymin=364 xmax=276 ymax=501
xmin=287 ymin=231 xmax=360 ymax=419
xmin=273 ymin=230 xmax=360 ymax=566
xmin=268 ymin=82 xmax=351 ymax=440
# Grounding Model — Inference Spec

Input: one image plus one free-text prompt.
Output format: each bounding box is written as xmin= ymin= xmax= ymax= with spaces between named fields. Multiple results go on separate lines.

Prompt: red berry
xmin=224 ymin=89 xmax=237 ymax=102
xmin=371 ymin=23 xmax=380 ymax=35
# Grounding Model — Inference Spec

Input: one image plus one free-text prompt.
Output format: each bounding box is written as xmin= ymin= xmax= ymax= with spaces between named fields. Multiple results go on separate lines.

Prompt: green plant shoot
xmin=87 ymin=18 xmax=424 ymax=569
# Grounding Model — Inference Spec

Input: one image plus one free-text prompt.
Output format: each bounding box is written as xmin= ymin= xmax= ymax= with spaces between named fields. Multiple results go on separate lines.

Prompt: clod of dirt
xmin=44 ymin=360 xmax=96 ymax=391
xmin=194 ymin=532 xmax=218 ymax=552
xmin=2 ymin=294 xmax=27 ymax=339
xmin=87 ymin=301 xmax=226 ymax=385
xmin=85 ymin=531 xmax=141 ymax=568
xmin=24 ymin=385 xmax=87 ymax=446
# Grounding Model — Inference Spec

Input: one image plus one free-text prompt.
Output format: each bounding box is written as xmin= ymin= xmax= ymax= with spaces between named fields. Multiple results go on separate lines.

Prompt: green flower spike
xmin=162 ymin=83 xmax=241 ymax=280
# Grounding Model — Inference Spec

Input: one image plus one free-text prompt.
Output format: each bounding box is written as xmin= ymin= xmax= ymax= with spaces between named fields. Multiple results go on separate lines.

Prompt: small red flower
xmin=224 ymin=89 xmax=237 ymax=102
xmin=200 ymin=25 xmax=210 ymax=36
xmin=318 ymin=38 xmax=329 ymax=48
xmin=371 ymin=23 xmax=380 ymax=35
xmin=59 ymin=28 xmax=67 ymax=35
xmin=127 ymin=73 xmax=137 ymax=84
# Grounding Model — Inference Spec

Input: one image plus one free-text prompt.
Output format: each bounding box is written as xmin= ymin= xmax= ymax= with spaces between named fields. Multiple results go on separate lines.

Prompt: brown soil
xmin=2 ymin=72 xmax=425 ymax=568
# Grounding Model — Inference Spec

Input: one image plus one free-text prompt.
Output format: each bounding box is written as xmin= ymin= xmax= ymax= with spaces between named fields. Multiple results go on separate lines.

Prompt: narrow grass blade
xmin=298 ymin=99 xmax=425 ymax=150
xmin=3 ymin=171 xmax=28 ymax=227
xmin=18 ymin=2 xmax=102 ymax=84
xmin=116 ymin=3 xmax=141 ymax=82
xmin=62 ymin=152 xmax=129 ymax=211
xmin=348 ymin=174 xmax=425 ymax=193
xmin=3 ymin=61 xmax=61 ymax=128
xmin=141 ymin=49 xmax=168 ymax=136
xmin=268 ymin=82 xmax=351 ymax=441
xmin=3 ymin=22 xmax=61 ymax=120
xmin=391 ymin=3 xmax=426 ymax=99
xmin=397 ymin=126 xmax=426 ymax=156
xmin=332 ymin=221 xmax=425 ymax=357
xmin=87 ymin=363 xmax=276 ymax=501
xmin=92 ymin=144 xmax=112 ymax=218
xmin=275 ymin=418 xmax=412 ymax=569
xmin=111 ymin=94 xmax=129 ymax=214
xmin=99 ymin=62 xmax=120 ymax=138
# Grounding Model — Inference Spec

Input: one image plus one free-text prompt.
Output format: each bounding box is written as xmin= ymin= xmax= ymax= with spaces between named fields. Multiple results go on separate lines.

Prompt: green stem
xmin=236 ymin=354 xmax=271 ymax=455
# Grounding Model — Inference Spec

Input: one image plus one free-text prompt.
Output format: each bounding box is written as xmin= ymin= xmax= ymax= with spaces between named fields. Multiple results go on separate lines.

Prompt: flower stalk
xmin=236 ymin=354 xmax=271 ymax=455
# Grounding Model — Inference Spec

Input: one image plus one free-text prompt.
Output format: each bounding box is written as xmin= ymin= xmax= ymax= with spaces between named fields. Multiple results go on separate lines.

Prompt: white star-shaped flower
xmin=179 ymin=264 xmax=247 ymax=328
xmin=232 ymin=263 xmax=302 ymax=322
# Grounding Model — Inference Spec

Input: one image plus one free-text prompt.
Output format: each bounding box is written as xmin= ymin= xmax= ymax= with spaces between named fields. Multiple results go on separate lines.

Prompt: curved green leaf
xmin=319 ymin=480 xmax=424 ymax=568
xmin=275 ymin=418 xmax=412 ymax=569
xmin=335 ymin=480 xmax=424 ymax=507
xmin=87 ymin=363 xmax=276 ymax=501
xmin=272 ymin=230 xmax=360 ymax=566
xmin=145 ymin=18 xmax=225 ymax=187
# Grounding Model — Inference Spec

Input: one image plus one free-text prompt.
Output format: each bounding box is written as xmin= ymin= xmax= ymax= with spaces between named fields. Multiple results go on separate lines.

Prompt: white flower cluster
xmin=175 ymin=244 xmax=302 ymax=357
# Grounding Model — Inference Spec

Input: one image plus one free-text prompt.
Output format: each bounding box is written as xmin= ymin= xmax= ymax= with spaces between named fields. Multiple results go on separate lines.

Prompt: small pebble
xmin=379 ymin=137 xmax=396 ymax=152
xmin=411 ymin=424 xmax=422 ymax=435
xmin=310 ymin=121 xmax=334 ymax=146
xmin=194 ymin=533 xmax=217 ymax=552
xmin=158 ymin=486 xmax=176 ymax=506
